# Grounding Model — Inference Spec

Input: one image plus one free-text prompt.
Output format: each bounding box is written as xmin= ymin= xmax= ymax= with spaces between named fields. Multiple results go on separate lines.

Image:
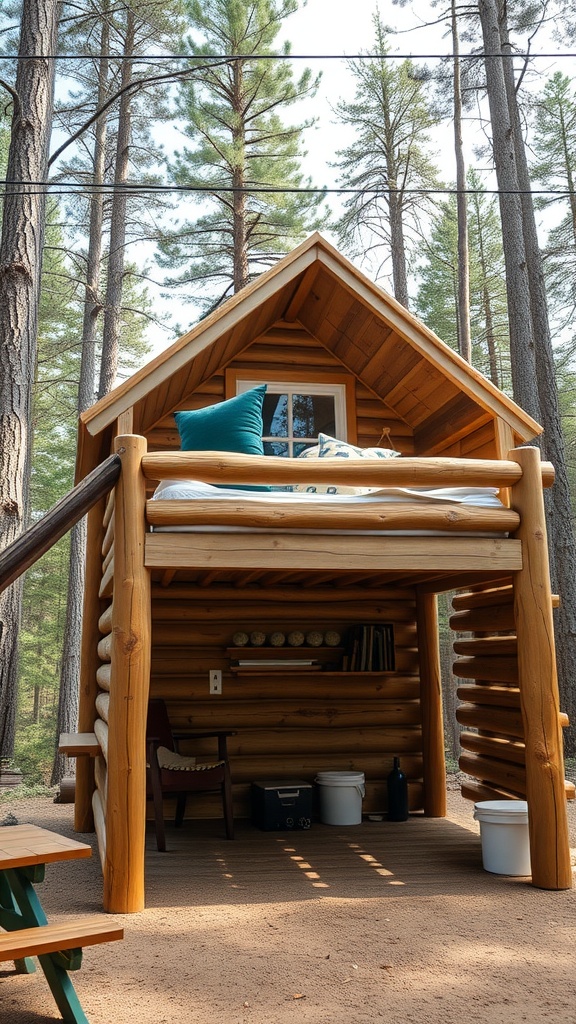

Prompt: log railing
xmin=0 ymin=453 xmax=121 ymax=594
xmin=141 ymin=450 xmax=555 ymax=490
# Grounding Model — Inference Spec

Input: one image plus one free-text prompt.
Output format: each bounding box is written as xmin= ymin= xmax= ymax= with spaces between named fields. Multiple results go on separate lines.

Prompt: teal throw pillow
xmin=174 ymin=385 xmax=268 ymax=490
xmin=175 ymin=386 xmax=266 ymax=455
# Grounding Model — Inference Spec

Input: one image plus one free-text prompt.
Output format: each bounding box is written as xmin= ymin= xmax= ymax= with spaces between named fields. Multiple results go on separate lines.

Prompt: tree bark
xmin=0 ymin=0 xmax=59 ymax=757
xmin=452 ymin=0 xmax=471 ymax=362
xmin=232 ymin=60 xmax=249 ymax=292
xmin=478 ymin=0 xmax=540 ymax=421
xmin=479 ymin=0 xmax=576 ymax=752
xmin=52 ymin=8 xmax=110 ymax=787
xmin=98 ymin=7 xmax=134 ymax=398
xmin=499 ymin=10 xmax=576 ymax=753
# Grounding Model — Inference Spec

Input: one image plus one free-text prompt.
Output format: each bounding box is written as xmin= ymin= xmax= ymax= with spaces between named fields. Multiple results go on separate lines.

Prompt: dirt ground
xmin=1 ymin=786 xmax=575 ymax=1024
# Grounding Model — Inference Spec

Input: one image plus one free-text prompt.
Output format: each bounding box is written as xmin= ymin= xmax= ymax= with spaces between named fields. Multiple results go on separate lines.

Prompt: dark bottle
xmin=387 ymin=757 xmax=409 ymax=821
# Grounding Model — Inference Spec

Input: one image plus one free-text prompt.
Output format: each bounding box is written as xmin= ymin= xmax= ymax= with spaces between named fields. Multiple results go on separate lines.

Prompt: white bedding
xmin=149 ymin=480 xmax=506 ymax=536
xmin=151 ymin=479 xmax=503 ymax=506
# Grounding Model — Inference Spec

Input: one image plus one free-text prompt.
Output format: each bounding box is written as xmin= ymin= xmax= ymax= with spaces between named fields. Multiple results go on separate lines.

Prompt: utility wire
xmin=0 ymin=51 xmax=574 ymax=61
xmin=1 ymin=180 xmax=573 ymax=197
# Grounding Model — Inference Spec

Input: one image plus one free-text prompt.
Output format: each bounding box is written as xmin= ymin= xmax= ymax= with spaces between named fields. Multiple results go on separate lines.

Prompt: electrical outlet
xmin=209 ymin=669 xmax=222 ymax=695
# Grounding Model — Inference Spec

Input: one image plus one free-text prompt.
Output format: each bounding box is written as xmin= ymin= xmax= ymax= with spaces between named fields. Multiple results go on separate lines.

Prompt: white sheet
xmin=149 ymin=480 xmax=506 ymax=537
xmin=151 ymin=479 xmax=504 ymax=507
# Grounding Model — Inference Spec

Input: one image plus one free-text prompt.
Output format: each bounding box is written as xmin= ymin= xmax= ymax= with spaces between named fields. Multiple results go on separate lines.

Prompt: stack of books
xmin=343 ymin=624 xmax=395 ymax=671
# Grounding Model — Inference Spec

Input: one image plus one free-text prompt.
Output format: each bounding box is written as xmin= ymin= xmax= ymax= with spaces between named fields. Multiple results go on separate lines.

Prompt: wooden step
xmin=59 ymin=733 xmax=101 ymax=757
xmin=0 ymin=916 xmax=123 ymax=963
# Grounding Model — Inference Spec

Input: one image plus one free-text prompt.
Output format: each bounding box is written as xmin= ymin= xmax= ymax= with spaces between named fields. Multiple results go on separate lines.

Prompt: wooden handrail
xmin=0 ymin=453 xmax=121 ymax=594
xmin=141 ymin=451 xmax=555 ymax=489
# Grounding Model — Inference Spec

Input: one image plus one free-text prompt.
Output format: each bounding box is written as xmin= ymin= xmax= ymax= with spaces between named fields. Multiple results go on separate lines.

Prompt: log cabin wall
xmin=148 ymin=584 xmax=424 ymax=820
xmin=143 ymin=321 xmax=414 ymax=458
xmin=136 ymin=325 xmax=508 ymax=823
xmin=451 ymin=583 xmax=573 ymax=803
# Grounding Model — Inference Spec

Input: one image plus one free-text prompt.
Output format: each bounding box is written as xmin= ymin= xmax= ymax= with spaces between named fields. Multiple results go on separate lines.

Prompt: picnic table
xmin=0 ymin=823 xmax=123 ymax=1024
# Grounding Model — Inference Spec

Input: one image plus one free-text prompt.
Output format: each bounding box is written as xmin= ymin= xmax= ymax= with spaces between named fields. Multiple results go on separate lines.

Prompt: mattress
xmin=149 ymin=480 xmax=507 ymax=537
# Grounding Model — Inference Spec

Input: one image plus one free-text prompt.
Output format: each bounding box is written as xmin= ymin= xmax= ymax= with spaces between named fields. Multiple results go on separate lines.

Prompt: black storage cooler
xmin=251 ymin=779 xmax=313 ymax=831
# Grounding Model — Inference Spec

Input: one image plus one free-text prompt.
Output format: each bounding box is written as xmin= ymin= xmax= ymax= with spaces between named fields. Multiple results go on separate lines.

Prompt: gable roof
xmin=77 ymin=232 xmax=541 ymax=477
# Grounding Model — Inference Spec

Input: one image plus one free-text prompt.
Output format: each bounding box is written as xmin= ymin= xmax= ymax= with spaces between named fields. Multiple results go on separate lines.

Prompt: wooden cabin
xmin=70 ymin=233 xmax=573 ymax=913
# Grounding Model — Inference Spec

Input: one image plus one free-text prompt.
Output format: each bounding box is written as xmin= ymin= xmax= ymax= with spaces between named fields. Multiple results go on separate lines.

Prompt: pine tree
xmin=0 ymin=0 xmax=59 ymax=759
xmin=332 ymin=12 xmax=442 ymax=308
xmin=415 ymin=172 xmax=510 ymax=388
xmin=530 ymin=71 xmax=576 ymax=338
xmin=157 ymin=0 xmax=325 ymax=313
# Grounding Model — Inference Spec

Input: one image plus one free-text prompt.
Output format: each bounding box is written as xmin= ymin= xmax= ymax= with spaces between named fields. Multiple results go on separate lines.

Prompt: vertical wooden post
xmin=416 ymin=590 xmax=447 ymax=817
xmin=104 ymin=435 xmax=151 ymax=913
xmin=494 ymin=417 xmax=515 ymax=506
xmin=510 ymin=445 xmax=571 ymax=889
xmin=75 ymin=497 xmax=107 ymax=833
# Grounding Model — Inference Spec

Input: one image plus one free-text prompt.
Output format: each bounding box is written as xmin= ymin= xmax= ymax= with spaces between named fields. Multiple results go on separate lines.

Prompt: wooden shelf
xmin=226 ymin=646 xmax=344 ymax=657
xmin=228 ymin=668 xmax=396 ymax=677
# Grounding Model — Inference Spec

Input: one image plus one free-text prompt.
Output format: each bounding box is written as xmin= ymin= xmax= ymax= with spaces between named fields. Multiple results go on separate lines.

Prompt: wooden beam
xmin=105 ymin=435 xmax=151 ymax=913
xmin=142 ymin=451 xmax=553 ymax=488
xmin=75 ymin=497 xmax=107 ymax=833
xmin=416 ymin=591 xmax=446 ymax=817
xmin=146 ymin=499 xmax=519 ymax=534
xmin=145 ymin=533 xmax=523 ymax=574
xmin=283 ymin=262 xmax=321 ymax=321
xmin=509 ymin=446 xmax=572 ymax=890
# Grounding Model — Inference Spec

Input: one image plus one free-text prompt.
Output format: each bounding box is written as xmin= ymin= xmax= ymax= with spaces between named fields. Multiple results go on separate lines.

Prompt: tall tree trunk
xmin=98 ymin=7 xmax=134 ymax=399
xmin=388 ymin=189 xmax=410 ymax=309
xmin=452 ymin=0 xmax=471 ymax=362
xmin=478 ymin=0 xmax=540 ymax=421
xmin=480 ymin=0 xmax=576 ymax=753
xmin=52 ymin=11 xmax=110 ymax=786
xmin=499 ymin=7 xmax=576 ymax=753
xmin=472 ymin=196 xmax=501 ymax=387
xmin=0 ymin=0 xmax=59 ymax=758
xmin=232 ymin=60 xmax=249 ymax=292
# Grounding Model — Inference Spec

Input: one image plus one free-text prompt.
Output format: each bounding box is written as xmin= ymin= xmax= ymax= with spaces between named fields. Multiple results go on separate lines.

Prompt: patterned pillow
xmin=318 ymin=434 xmax=401 ymax=460
xmin=289 ymin=436 xmax=399 ymax=494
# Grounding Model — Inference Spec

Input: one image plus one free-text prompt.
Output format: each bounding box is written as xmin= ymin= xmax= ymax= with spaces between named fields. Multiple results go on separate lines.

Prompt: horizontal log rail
xmin=146 ymin=498 xmax=520 ymax=533
xmin=0 ymin=453 xmax=121 ymax=594
xmin=141 ymin=451 xmax=555 ymax=489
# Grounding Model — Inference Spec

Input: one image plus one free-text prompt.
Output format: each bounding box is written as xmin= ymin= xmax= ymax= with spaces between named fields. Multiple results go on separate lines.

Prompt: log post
xmin=416 ymin=590 xmax=446 ymax=816
xmin=509 ymin=445 xmax=571 ymax=889
xmin=104 ymin=435 xmax=151 ymax=913
xmin=75 ymin=497 xmax=107 ymax=832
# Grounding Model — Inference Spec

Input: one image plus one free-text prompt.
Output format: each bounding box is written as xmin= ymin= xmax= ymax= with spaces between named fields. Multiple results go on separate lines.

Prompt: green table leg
xmin=1 ymin=868 xmax=90 ymax=1024
xmin=0 ymin=870 xmax=37 ymax=974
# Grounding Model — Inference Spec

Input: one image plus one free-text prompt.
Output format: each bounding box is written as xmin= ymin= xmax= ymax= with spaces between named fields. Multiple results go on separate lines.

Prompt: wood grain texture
xmin=105 ymin=435 xmax=152 ymax=913
xmin=509 ymin=446 xmax=572 ymax=889
xmin=416 ymin=591 xmax=446 ymax=817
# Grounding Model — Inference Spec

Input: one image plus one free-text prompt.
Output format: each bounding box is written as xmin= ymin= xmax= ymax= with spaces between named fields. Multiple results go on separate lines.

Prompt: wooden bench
xmin=0 ymin=915 xmax=123 ymax=965
xmin=59 ymin=733 xmax=101 ymax=757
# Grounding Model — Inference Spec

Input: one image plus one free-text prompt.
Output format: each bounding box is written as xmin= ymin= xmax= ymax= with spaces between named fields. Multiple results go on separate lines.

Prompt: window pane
xmin=294 ymin=441 xmax=316 ymax=457
xmin=262 ymin=394 xmax=288 ymax=438
xmin=292 ymin=394 xmax=336 ymax=438
xmin=263 ymin=440 xmax=289 ymax=457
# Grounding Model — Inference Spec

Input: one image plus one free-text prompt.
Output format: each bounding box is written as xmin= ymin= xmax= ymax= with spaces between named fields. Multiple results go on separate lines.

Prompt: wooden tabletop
xmin=0 ymin=824 xmax=92 ymax=870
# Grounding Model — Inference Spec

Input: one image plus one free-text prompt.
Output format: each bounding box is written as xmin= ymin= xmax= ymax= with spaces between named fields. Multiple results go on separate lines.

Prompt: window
xmin=232 ymin=376 xmax=351 ymax=456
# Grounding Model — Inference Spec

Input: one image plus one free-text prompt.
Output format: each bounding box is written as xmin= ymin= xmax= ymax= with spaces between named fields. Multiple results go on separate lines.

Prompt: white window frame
xmin=235 ymin=378 xmax=348 ymax=456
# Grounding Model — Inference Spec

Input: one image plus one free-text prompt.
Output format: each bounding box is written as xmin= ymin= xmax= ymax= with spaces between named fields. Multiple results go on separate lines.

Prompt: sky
xmin=147 ymin=1 xmax=449 ymax=347
xmin=143 ymin=1 xmax=567 ymax=351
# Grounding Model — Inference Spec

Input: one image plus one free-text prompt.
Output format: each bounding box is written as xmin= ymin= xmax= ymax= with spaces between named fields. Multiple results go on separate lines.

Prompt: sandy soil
xmin=1 ymin=787 xmax=575 ymax=1024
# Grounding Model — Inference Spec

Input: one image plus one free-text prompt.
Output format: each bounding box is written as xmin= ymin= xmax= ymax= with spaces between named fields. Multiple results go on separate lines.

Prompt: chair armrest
xmin=173 ymin=730 xmax=237 ymax=761
xmin=172 ymin=731 xmax=237 ymax=740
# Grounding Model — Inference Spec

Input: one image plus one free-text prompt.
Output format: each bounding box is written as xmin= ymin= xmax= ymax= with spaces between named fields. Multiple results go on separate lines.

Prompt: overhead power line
xmin=0 ymin=51 xmax=574 ymax=61
xmin=0 ymin=179 xmax=573 ymax=198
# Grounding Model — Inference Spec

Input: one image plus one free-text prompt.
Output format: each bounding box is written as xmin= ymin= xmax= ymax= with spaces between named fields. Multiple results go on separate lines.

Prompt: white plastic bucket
xmin=473 ymin=800 xmax=531 ymax=876
xmin=315 ymin=771 xmax=366 ymax=825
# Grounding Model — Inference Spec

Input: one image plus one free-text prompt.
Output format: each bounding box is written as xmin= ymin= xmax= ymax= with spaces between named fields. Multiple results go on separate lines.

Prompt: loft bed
xmin=71 ymin=435 xmax=573 ymax=912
